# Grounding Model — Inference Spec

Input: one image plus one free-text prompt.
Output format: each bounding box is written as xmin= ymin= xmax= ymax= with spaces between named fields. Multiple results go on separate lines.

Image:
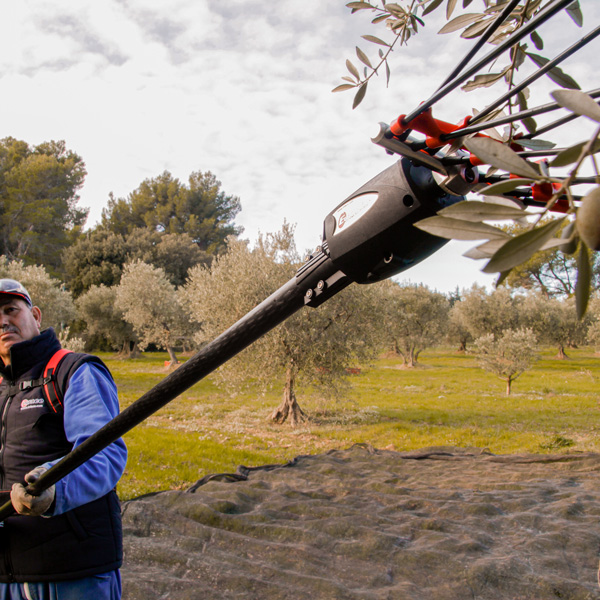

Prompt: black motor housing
xmin=322 ymin=158 xmax=463 ymax=284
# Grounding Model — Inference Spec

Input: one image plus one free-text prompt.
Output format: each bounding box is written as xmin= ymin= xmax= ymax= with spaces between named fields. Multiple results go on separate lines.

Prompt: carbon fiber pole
xmin=0 ymin=251 xmax=346 ymax=521
xmin=437 ymin=0 xmax=522 ymax=89
xmin=442 ymin=87 xmax=600 ymax=139
xmin=469 ymin=25 xmax=600 ymax=125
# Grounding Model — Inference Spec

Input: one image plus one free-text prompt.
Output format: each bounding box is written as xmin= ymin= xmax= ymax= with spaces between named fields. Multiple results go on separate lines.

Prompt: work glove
xmin=10 ymin=466 xmax=55 ymax=517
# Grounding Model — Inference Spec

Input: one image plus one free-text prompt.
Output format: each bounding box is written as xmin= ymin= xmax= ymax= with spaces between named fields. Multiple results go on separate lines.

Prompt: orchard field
xmin=110 ymin=346 xmax=600 ymax=501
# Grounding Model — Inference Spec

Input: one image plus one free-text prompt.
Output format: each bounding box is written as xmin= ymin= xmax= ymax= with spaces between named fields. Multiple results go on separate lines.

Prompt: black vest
xmin=0 ymin=329 xmax=123 ymax=582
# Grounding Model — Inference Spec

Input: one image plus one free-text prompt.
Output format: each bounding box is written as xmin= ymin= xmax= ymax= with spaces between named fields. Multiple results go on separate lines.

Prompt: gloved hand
xmin=10 ymin=466 xmax=55 ymax=517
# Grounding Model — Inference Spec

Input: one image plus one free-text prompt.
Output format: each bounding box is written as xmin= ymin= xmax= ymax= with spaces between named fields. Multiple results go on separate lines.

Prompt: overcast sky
xmin=1 ymin=1 xmax=599 ymax=293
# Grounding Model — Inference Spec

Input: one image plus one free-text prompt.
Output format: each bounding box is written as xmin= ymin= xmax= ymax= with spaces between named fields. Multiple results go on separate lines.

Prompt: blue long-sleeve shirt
xmin=42 ymin=362 xmax=127 ymax=516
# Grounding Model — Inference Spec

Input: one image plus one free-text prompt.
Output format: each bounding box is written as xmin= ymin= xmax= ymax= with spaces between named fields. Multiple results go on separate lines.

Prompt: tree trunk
xmin=506 ymin=377 xmax=512 ymax=396
xmin=555 ymin=345 xmax=569 ymax=360
xmin=402 ymin=345 xmax=417 ymax=368
xmin=269 ymin=362 xmax=306 ymax=427
xmin=166 ymin=345 xmax=179 ymax=366
xmin=119 ymin=340 xmax=139 ymax=359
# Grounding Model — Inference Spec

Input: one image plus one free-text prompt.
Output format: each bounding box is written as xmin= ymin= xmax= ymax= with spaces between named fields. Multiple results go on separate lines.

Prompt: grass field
xmin=104 ymin=346 xmax=600 ymax=501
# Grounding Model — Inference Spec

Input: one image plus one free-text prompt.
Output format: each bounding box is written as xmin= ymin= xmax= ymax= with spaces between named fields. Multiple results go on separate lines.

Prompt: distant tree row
xmin=3 ymin=136 xmax=599 ymax=416
xmin=4 ymin=220 xmax=600 ymax=420
xmin=0 ymin=137 xmax=241 ymax=289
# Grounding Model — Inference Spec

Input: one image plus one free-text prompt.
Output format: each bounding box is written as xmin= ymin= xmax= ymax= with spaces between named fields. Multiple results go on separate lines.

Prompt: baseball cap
xmin=0 ymin=279 xmax=33 ymax=307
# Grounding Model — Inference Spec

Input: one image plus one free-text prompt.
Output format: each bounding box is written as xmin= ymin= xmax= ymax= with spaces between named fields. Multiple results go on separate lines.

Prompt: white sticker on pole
xmin=332 ymin=193 xmax=379 ymax=236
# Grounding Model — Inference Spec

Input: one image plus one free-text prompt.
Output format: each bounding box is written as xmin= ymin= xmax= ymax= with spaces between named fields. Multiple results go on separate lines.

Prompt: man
xmin=0 ymin=279 xmax=127 ymax=600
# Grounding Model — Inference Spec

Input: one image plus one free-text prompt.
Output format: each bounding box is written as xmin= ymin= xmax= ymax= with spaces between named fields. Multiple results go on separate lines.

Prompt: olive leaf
xmin=549 ymin=139 xmax=600 ymax=167
xmin=332 ymin=84 xmax=357 ymax=93
xmin=464 ymin=137 xmax=542 ymax=179
xmin=524 ymin=0 xmax=543 ymax=19
xmin=346 ymin=59 xmax=360 ymax=81
xmin=530 ymin=30 xmax=544 ymax=50
xmin=438 ymin=200 xmax=527 ymax=222
xmin=446 ymin=0 xmax=458 ymax=19
xmin=371 ymin=13 xmax=389 ymax=24
xmin=515 ymin=138 xmax=556 ymax=151
xmin=346 ymin=1 xmax=373 ymax=10
xmin=566 ymin=1 xmax=584 ymax=27
xmin=559 ymin=221 xmax=579 ymax=255
xmin=495 ymin=269 xmax=512 ymax=287
xmin=414 ymin=216 xmax=510 ymax=240
xmin=356 ymin=46 xmax=373 ymax=69
xmin=527 ymin=53 xmax=580 ymax=90
xmin=483 ymin=195 xmax=526 ymax=210
xmin=422 ymin=0 xmax=444 ymax=16
xmin=575 ymin=243 xmax=591 ymax=319
xmin=361 ymin=35 xmax=390 ymax=47
xmin=540 ymin=238 xmax=568 ymax=251
xmin=352 ymin=82 xmax=368 ymax=109
xmin=438 ymin=13 xmax=482 ymax=34
xmin=461 ymin=70 xmax=508 ymax=91
xmin=461 ymin=17 xmax=494 ymax=39
xmin=463 ymin=238 xmax=508 ymax=259
xmin=551 ymin=89 xmax=600 ymax=123
xmin=521 ymin=117 xmax=537 ymax=135
xmin=482 ymin=217 xmax=566 ymax=273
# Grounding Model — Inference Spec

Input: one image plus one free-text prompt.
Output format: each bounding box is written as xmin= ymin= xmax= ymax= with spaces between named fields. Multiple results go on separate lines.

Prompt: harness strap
xmin=0 ymin=349 xmax=73 ymax=414
xmin=42 ymin=349 xmax=72 ymax=413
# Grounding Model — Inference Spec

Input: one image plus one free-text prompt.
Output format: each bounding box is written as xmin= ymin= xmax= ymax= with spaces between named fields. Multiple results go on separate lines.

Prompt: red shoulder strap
xmin=43 ymin=349 xmax=73 ymax=413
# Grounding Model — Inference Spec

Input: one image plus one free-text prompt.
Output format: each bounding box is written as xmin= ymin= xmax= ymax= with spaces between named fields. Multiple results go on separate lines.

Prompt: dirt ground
xmin=121 ymin=445 xmax=600 ymax=599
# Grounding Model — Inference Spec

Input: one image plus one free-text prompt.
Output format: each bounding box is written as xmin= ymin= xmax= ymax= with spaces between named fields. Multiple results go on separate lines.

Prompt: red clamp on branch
xmin=532 ymin=182 xmax=569 ymax=213
xmin=390 ymin=108 xmax=472 ymax=149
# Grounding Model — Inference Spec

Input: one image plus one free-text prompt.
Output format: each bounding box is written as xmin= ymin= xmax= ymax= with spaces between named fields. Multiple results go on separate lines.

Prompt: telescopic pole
xmin=0 ymin=252 xmax=347 ymax=521
xmin=0 ymin=156 xmax=467 ymax=520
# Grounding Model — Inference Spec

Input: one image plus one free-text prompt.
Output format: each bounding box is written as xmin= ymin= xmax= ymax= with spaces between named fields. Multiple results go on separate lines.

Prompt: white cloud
xmin=0 ymin=1 xmax=598 ymax=294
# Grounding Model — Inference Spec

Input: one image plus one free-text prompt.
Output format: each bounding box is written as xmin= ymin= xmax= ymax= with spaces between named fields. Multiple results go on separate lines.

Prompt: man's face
xmin=0 ymin=297 xmax=42 ymax=365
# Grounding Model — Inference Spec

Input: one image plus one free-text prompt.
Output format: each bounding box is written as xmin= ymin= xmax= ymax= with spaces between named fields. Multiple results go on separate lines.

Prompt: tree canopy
xmin=501 ymin=221 xmax=600 ymax=298
xmin=377 ymin=281 xmax=449 ymax=367
xmin=521 ymin=293 xmax=590 ymax=359
xmin=450 ymin=285 xmax=522 ymax=341
xmin=101 ymin=170 xmax=242 ymax=253
xmin=181 ymin=224 xmax=383 ymax=425
xmin=0 ymin=137 xmax=87 ymax=272
xmin=63 ymin=228 xmax=210 ymax=296
xmin=475 ymin=328 xmax=538 ymax=396
xmin=76 ymin=284 xmax=138 ymax=357
xmin=0 ymin=256 xmax=75 ymax=331
xmin=116 ymin=260 xmax=188 ymax=365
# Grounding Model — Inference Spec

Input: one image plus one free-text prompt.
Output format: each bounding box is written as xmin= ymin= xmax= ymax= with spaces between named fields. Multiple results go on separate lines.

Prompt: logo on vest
xmin=20 ymin=398 xmax=45 ymax=411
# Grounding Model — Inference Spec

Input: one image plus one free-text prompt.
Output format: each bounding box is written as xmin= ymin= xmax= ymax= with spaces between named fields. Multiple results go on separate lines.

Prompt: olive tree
xmin=116 ymin=260 xmax=188 ymax=365
xmin=181 ymin=224 xmax=384 ymax=426
xmin=521 ymin=293 xmax=590 ymax=359
xmin=0 ymin=256 xmax=75 ymax=331
xmin=475 ymin=328 xmax=538 ymax=396
xmin=584 ymin=295 xmax=600 ymax=352
xmin=377 ymin=281 xmax=449 ymax=367
xmin=449 ymin=285 xmax=522 ymax=342
xmin=76 ymin=284 xmax=138 ymax=357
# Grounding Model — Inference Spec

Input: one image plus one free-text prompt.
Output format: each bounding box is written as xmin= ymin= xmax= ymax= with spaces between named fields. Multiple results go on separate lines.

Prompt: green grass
xmin=99 ymin=346 xmax=600 ymax=500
